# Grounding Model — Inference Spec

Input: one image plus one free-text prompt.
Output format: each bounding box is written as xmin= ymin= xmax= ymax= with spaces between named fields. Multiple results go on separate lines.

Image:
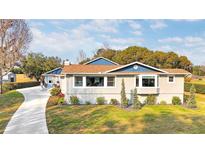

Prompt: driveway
xmin=4 ymin=86 xmax=50 ymax=134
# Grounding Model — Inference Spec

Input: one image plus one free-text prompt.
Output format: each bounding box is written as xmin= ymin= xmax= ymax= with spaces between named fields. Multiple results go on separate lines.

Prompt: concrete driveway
xmin=4 ymin=86 xmax=50 ymax=134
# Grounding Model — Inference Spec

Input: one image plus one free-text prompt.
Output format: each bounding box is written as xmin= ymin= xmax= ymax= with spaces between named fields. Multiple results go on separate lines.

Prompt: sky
xmin=28 ymin=19 xmax=205 ymax=65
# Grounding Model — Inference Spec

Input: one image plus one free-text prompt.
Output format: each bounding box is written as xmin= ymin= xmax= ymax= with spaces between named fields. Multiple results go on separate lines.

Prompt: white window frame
xmin=106 ymin=76 xmax=116 ymax=88
xmin=73 ymin=75 xmax=116 ymax=88
xmin=167 ymin=75 xmax=175 ymax=83
xmin=136 ymin=74 xmax=158 ymax=88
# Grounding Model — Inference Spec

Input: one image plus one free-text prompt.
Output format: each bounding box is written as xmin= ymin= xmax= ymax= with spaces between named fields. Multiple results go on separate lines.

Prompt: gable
xmin=85 ymin=57 xmax=118 ymax=65
xmin=46 ymin=68 xmax=62 ymax=75
xmin=110 ymin=64 xmax=161 ymax=73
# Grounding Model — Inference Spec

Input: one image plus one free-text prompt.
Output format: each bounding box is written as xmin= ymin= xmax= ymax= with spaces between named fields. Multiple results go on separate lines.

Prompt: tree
xmin=0 ymin=19 xmax=32 ymax=94
xmin=132 ymin=88 xmax=141 ymax=109
xmin=187 ymin=85 xmax=197 ymax=108
xmin=121 ymin=79 xmax=128 ymax=108
xmin=76 ymin=50 xmax=87 ymax=64
xmin=22 ymin=53 xmax=62 ymax=81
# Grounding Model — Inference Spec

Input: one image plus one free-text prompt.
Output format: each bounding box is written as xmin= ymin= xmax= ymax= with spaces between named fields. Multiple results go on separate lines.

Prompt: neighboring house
xmin=0 ymin=72 xmax=16 ymax=83
xmin=42 ymin=67 xmax=62 ymax=88
xmin=52 ymin=57 xmax=191 ymax=104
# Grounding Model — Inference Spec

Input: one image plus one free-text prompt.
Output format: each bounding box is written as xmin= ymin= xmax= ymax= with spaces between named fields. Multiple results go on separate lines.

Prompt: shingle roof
xmin=62 ymin=64 xmax=120 ymax=74
xmin=162 ymin=69 xmax=191 ymax=74
xmin=62 ymin=64 xmax=191 ymax=75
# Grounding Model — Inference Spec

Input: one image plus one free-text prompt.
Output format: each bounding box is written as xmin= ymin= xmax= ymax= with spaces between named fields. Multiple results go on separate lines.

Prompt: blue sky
xmin=28 ymin=19 xmax=205 ymax=65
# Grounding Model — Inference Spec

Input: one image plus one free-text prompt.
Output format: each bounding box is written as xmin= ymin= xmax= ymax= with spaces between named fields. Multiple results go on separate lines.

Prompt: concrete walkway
xmin=4 ymin=86 xmax=50 ymax=134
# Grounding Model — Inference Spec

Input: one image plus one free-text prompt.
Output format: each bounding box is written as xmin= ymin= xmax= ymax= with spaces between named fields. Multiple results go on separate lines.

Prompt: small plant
xmin=185 ymin=77 xmax=192 ymax=82
xmin=96 ymin=97 xmax=106 ymax=105
xmin=132 ymin=88 xmax=141 ymax=109
xmin=57 ymin=92 xmax=65 ymax=105
xmin=70 ymin=96 xmax=80 ymax=105
xmin=50 ymin=87 xmax=61 ymax=96
xmin=172 ymin=96 xmax=181 ymax=105
xmin=184 ymin=94 xmax=189 ymax=104
xmin=145 ymin=95 xmax=157 ymax=105
xmin=199 ymin=78 xmax=202 ymax=81
xmin=160 ymin=100 xmax=167 ymax=105
xmin=85 ymin=101 xmax=91 ymax=105
xmin=121 ymin=79 xmax=128 ymax=108
xmin=110 ymin=98 xmax=119 ymax=105
xmin=47 ymin=96 xmax=59 ymax=106
xmin=187 ymin=85 xmax=197 ymax=108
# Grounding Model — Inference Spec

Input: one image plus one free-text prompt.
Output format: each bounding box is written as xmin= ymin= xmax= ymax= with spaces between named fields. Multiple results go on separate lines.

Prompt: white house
xmin=51 ymin=57 xmax=191 ymax=104
xmin=0 ymin=72 xmax=16 ymax=83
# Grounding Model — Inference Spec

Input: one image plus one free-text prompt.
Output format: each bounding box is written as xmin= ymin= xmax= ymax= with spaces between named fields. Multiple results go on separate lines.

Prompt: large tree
xmin=0 ymin=19 xmax=32 ymax=93
xmin=22 ymin=52 xmax=62 ymax=81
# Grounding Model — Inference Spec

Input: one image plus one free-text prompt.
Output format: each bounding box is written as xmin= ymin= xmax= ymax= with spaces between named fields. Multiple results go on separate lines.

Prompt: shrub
xmin=199 ymin=78 xmax=202 ymax=81
xmin=96 ymin=97 xmax=106 ymax=105
xmin=2 ymin=81 xmax=39 ymax=93
xmin=187 ymin=85 xmax=197 ymax=108
xmin=58 ymin=97 xmax=65 ymax=105
xmin=160 ymin=100 xmax=167 ymax=105
xmin=57 ymin=92 xmax=65 ymax=105
xmin=50 ymin=87 xmax=61 ymax=96
xmin=132 ymin=88 xmax=141 ymax=109
xmin=184 ymin=83 xmax=205 ymax=94
xmin=85 ymin=101 xmax=91 ymax=105
xmin=121 ymin=79 xmax=128 ymax=108
xmin=145 ymin=95 xmax=157 ymax=105
xmin=110 ymin=98 xmax=119 ymax=105
xmin=172 ymin=96 xmax=181 ymax=105
xmin=185 ymin=77 xmax=192 ymax=82
xmin=47 ymin=96 xmax=59 ymax=106
xmin=184 ymin=94 xmax=189 ymax=104
xmin=70 ymin=96 xmax=80 ymax=105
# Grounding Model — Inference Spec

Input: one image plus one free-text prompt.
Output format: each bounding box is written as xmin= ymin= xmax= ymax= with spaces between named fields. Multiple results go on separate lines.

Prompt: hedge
xmin=184 ymin=82 xmax=205 ymax=94
xmin=2 ymin=81 xmax=40 ymax=92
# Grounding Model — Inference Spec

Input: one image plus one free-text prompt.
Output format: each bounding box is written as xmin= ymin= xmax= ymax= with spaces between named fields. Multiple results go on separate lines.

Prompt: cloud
xmin=77 ymin=19 xmax=119 ymax=33
xmin=158 ymin=37 xmax=183 ymax=43
xmin=30 ymin=27 xmax=101 ymax=61
xmin=127 ymin=20 xmax=142 ymax=35
xmin=158 ymin=36 xmax=205 ymax=47
xmin=150 ymin=20 xmax=167 ymax=29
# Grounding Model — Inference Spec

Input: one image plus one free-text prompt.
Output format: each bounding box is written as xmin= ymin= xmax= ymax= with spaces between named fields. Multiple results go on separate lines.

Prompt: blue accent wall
xmin=112 ymin=64 xmax=159 ymax=73
xmin=88 ymin=58 xmax=117 ymax=65
xmin=47 ymin=68 xmax=62 ymax=74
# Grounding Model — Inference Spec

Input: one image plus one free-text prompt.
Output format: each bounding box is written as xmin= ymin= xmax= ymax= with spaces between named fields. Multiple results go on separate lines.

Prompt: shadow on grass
xmin=142 ymin=110 xmax=205 ymax=134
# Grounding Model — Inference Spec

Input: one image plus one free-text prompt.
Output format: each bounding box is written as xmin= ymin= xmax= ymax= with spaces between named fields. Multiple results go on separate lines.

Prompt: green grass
xmin=46 ymin=94 xmax=205 ymax=134
xmin=0 ymin=91 xmax=24 ymax=133
xmin=190 ymin=79 xmax=205 ymax=85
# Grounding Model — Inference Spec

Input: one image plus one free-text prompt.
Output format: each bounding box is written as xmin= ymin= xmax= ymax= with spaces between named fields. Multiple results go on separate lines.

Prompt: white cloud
xmin=150 ymin=20 xmax=167 ymax=29
xmin=78 ymin=19 xmax=119 ymax=33
xmin=30 ymin=27 xmax=101 ymax=61
xmin=127 ymin=20 xmax=142 ymax=35
xmin=158 ymin=37 xmax=183 ymax=43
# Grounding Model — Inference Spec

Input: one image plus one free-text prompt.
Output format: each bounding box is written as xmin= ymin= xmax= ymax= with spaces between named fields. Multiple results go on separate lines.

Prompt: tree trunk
xmin=0 ymin=68 xmax=3 ymax=94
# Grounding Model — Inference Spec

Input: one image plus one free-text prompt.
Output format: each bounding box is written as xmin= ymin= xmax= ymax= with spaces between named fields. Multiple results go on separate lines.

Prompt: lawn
xmin=0 ymin=91 xmax=24 ymax=133
xmin=190 ymin=79 xmax=205 ymax=85
xmin=46 ymin=94 xmax=205 ymax=134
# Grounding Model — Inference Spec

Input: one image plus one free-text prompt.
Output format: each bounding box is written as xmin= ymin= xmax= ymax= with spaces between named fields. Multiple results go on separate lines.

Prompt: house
xmin=54 ymin=57 xmax=191 ymax=104
xmin=43 ymin=67 xmax=62 ymax=88
xmin=0 ymin=72 xmax=16 ymax=83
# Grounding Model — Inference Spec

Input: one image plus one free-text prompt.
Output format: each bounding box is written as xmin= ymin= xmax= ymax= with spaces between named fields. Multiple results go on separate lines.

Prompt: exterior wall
xmin=64 ymin=74 xmax=185 ymax=104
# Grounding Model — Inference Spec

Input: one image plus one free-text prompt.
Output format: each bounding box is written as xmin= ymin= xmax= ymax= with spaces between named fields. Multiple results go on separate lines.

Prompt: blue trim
xmin=112 ymin=64 xmax=159 ymax=73
xmin=87 ymin=58 xmax=116 ymax=65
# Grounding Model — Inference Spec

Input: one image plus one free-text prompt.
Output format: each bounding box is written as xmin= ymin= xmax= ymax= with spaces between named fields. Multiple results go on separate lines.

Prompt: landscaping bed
xmin=0 ymin=91 xmax=24 ymax=133
xmin=46 ymin=94 xmax=205 ymax=134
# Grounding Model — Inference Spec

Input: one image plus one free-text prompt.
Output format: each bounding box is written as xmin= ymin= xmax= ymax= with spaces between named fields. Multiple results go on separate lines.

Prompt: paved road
xmin=4 ymin=86 xmax=50 ymax=134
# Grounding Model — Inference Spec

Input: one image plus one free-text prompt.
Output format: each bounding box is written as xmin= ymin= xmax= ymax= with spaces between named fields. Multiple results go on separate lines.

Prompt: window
xmin=168 ymin=76 xmax=174 ymax=83
xmin=86 ymin=76 xmax=104 ymax=87
xmin=49 ymin=80 xmax=52 ymax=83
xmin=142 ymin=76 xmax=155 ymax=87
xmin=136 ymin=76 xmax=139 ymax=87
xmin=107 ymin=77 xmax=115 ymax=87
xmin=75 ymin=76 xmax=83 ymax=87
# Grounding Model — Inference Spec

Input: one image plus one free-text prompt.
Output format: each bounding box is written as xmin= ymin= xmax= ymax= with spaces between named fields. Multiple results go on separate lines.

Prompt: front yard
xmin=0 ymin=91 xmax=24 ymax=133
xmin=46 ymin=94 xmax=205 ymax=134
